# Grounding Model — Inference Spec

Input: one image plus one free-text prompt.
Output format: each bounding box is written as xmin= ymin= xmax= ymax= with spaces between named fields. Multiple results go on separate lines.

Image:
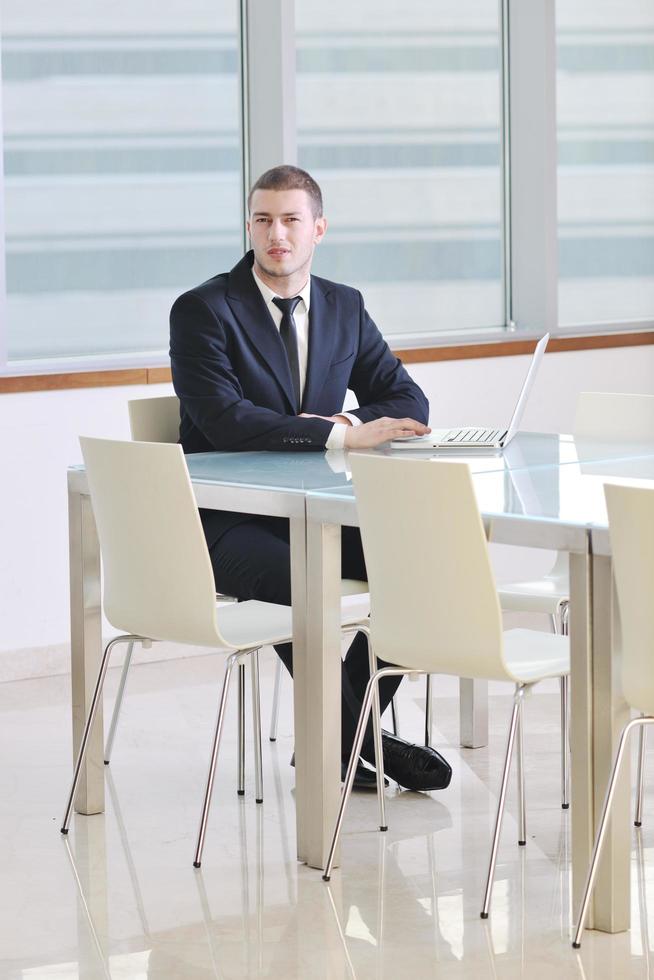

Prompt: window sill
xmin=1 ymin=330 xmax=653 ymax=394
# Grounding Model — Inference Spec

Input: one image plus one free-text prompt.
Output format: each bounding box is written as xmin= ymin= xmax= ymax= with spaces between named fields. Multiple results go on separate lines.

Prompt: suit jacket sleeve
xmin=170 ymin=291 xmax=333 ymax=451
xmin=346 ymin=295 xmax=429 ymax=425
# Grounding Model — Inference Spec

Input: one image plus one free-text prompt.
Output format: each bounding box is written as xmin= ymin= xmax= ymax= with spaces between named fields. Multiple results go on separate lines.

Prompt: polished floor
xmin=1 ymin=646 xmax=653 ymax=979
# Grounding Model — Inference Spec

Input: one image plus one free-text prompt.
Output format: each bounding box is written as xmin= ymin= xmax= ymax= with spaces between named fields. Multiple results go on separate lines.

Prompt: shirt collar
xmin=252 ymin=266 xmax=311 ymax=312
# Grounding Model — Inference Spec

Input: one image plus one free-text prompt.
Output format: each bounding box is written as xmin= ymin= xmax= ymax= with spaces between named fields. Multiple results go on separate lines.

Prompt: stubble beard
xmin=255 ymin=247 xmax=313 ymax=284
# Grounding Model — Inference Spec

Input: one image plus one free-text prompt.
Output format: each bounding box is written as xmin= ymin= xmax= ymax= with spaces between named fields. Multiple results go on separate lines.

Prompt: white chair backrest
xmin=128 ymin=395 xmax=181 ymax=443
xmin=80 ymin=437 xmax=226 ymax=649
xmin=604 ymin=483 xmax=654 ymax=716
xmin=350 ymin=454 xmax=510 ymax=680
xmin=575 ymin=392 xmax=654 ymax=442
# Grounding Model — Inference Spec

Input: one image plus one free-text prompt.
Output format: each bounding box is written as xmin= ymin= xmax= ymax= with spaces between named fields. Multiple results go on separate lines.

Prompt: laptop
xmin=390 ymin=333 xmax=549 ymax=451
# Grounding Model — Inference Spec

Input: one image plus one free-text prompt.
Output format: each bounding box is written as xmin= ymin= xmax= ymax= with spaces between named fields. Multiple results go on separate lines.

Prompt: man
xmin=170 ymin=165 xmax=451 ymax=792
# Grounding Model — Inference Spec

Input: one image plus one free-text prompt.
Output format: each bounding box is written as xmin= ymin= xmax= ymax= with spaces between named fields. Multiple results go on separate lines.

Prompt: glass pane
xmin=295 ymin=0 xmax=505 ymax=340
xmin=2 ymin=1 xmax=242 ymax=361
xmin=557 ymin=0 xmax=654 ymax=325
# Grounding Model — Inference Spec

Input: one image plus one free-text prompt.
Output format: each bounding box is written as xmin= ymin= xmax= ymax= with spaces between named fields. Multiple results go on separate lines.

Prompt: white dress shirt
xmin=251 ymin=267 xmax=360 ymax=450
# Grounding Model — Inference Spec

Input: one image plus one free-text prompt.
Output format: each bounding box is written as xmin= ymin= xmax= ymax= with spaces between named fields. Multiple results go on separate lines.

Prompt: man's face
xmin=247 ymin=188 xmax=327 ymax=281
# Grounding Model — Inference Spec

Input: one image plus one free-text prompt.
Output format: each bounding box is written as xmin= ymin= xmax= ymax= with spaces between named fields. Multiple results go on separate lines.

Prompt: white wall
xmin=1 ymin=342 xmax=653 ymax=680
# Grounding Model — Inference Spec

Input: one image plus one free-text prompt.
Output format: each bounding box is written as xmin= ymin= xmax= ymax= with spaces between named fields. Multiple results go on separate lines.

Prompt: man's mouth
xmin=267 ymin=248 xmax=290 ymax=257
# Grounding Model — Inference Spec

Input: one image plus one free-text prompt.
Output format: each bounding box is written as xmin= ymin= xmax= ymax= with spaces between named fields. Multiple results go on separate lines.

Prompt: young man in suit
xmin=170 ymin=165 xmax=451 ymax=792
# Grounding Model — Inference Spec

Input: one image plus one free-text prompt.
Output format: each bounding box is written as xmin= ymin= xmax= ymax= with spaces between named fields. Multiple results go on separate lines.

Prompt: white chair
xmin=128 ymin=394 xmax=182 ymax=444
xmin=60 ymin=437 xmax=370 ymax=866
xmin=445 ymin=391 xmax=654 ymax=811
xmin=114 ymin=395 xmax=281 ymax=797
xmin=322 ymin=455 xmax=569 ymax=920
xmin=102 ymin=395 xmax=189 ymax=767
xmin=125 ymin=395 xmax=379 ymax=753
xmin=573 ymin=482 xmax=654 ymax=947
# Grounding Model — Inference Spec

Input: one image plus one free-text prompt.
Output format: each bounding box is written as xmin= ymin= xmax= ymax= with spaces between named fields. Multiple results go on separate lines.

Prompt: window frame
xmin=1 ymin=0 xmax=653 ymax=380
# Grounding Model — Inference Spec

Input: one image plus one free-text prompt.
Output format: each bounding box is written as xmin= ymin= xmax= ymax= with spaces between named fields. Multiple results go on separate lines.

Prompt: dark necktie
xmin=272 ymin=296 xmax=302 ymax=412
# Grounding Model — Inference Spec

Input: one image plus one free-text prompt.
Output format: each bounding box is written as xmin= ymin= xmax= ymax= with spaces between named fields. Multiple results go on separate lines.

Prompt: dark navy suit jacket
xmin=170 ymin=251 xmax=429 ymax=546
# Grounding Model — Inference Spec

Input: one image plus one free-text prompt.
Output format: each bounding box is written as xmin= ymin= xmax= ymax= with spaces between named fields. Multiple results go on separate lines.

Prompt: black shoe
xmin=290 ymin=754 xmax=387 ymax=790
xmin=364 ymin=732 xmax=452 ymax=792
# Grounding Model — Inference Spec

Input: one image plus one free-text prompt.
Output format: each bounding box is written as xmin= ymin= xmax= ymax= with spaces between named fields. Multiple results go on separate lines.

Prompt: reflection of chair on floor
xmin=573 ymin=482 xmax=654 ymax=947
xmin=323 ymin=455 xmax=570 ymax=920
xmin=60 ymin=437 xmax=369 ymax=866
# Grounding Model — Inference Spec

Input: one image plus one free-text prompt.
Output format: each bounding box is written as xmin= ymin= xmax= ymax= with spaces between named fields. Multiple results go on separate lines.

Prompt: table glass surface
xmin=183 ymin=433 xmax=654 ymax=496
xmin=307 ymin=443 xmax=654 ymax=531
xmin=184 ymin=450 xmax=355 ymax=493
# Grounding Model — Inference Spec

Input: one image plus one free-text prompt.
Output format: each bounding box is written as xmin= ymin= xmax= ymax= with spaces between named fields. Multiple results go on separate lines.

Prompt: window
xmin=295 ymin=0 xmax=506 ymax=341
xmin=1 ymin=1 xmax=242 ymax=363
xmin=557 ymin=0 xmax=654 ymax=326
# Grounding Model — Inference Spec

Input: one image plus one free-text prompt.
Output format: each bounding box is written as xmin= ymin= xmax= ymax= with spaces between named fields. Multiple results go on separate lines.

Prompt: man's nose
xmin=268 ymin=219 xmax=286 ymax=240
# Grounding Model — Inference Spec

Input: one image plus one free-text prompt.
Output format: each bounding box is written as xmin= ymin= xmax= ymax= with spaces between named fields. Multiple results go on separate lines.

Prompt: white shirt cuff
xmin=339 ymin=412 xmax=361 ymax=427
xmin=325 ymin=423 xmax=347 ymax=450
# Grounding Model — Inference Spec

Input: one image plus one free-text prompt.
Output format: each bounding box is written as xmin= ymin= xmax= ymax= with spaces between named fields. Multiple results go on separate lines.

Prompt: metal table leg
xmin=68 ymin=482 xmax=104 ymax=815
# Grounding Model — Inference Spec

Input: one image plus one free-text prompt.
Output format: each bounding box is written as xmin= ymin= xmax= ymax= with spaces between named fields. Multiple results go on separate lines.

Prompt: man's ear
xmin=314 ymin=216 xmax=327 ymax=245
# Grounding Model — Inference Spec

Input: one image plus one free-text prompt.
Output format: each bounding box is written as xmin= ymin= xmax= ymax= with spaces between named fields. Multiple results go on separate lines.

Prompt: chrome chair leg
xmin=552 ymin=603 xmax=571 ymax=810
xmin=560 ymin=603 xmax=570 ymax=810
xmin=237 ymin=663 xmax=246 ymax=796
xmin=250 ymin=650 xmax=264 ymax=804
xmin=194 ymin=651 xmax=242 ymax=868
xmin=61 ymin=634 xmax=143 ymax=834
xmin=424 ymin=674 xmax=433 ymax=747
xmin=103 ymin=639 xmax=135 ymax=764
xmin=322 ymin=666 xmax=421 ymax=882
xmin=560 ymin=674 xmax=570 ymax=809
xmin=269 ymin=656 xmax=283 ymax=741
xmin=560 ymin=600 xmax=570 ymax=636
xmin=573 ymin=716 xmax=654 ymax=947
xmin=360 ymin=625 xmax=387 ymax=831
xmin=390 ymin=696 xmax=399 ymax=737
xmin=480 ymin=685 xmax=525 ymax=918
xmin=517 ymin=695 xmax=526 ymax=846
xmin=635 ymin=716 xmax=647 ymax=827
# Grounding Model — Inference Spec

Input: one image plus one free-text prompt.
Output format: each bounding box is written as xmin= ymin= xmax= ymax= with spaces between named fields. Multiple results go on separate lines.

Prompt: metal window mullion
xmin=243 ymin=0 xmax=297 ymax=202
xmin=500 ymin=0 xmax=514 ymax=331
xmin=507 ymin=0 xmax=559 ymax=334
xmin=238 ymin=0 xmax=251 ymax=255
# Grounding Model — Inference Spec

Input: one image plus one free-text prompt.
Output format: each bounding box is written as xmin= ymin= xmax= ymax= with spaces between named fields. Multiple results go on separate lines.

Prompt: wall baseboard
xmin=0 ymin=638 xmax=216 ymax=684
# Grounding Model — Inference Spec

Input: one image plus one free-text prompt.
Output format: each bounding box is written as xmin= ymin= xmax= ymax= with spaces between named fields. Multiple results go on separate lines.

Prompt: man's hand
xmin=344 ymin=417 xmax=430 ymax=449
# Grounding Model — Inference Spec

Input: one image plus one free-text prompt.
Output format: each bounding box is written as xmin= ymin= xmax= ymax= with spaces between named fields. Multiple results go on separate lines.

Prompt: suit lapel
xmin=302 ymin=277 xmax=337 ymax=411
xmin=225 ymin=252 xmax=297 ymax=413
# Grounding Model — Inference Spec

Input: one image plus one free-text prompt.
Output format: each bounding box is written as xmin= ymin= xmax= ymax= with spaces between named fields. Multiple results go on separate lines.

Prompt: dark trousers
xmin=209 ymin=516 xmax=402 ymax=758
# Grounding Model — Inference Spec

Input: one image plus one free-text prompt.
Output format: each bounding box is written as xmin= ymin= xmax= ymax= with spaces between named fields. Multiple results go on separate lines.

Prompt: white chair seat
xmin=503 ymin=628 xmax=569 ymax=684
xmin=498 ymin=576 xmax=569 ymax=615
xmin=217 ymin=594 xmax=370 ymax=651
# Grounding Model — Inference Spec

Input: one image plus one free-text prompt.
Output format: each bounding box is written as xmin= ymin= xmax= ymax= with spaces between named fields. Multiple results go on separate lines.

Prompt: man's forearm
xmin=348 ymin=390 xmax=429 ymax=427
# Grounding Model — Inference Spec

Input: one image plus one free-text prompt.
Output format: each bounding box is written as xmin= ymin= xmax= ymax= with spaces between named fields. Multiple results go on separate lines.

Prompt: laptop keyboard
xmin=443 ymin=427 xmax=508 ymax=445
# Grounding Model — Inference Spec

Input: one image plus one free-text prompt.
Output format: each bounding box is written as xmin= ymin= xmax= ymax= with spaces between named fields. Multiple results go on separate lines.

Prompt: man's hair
xmin=247 ymin=165 xmax=323 ymax=218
